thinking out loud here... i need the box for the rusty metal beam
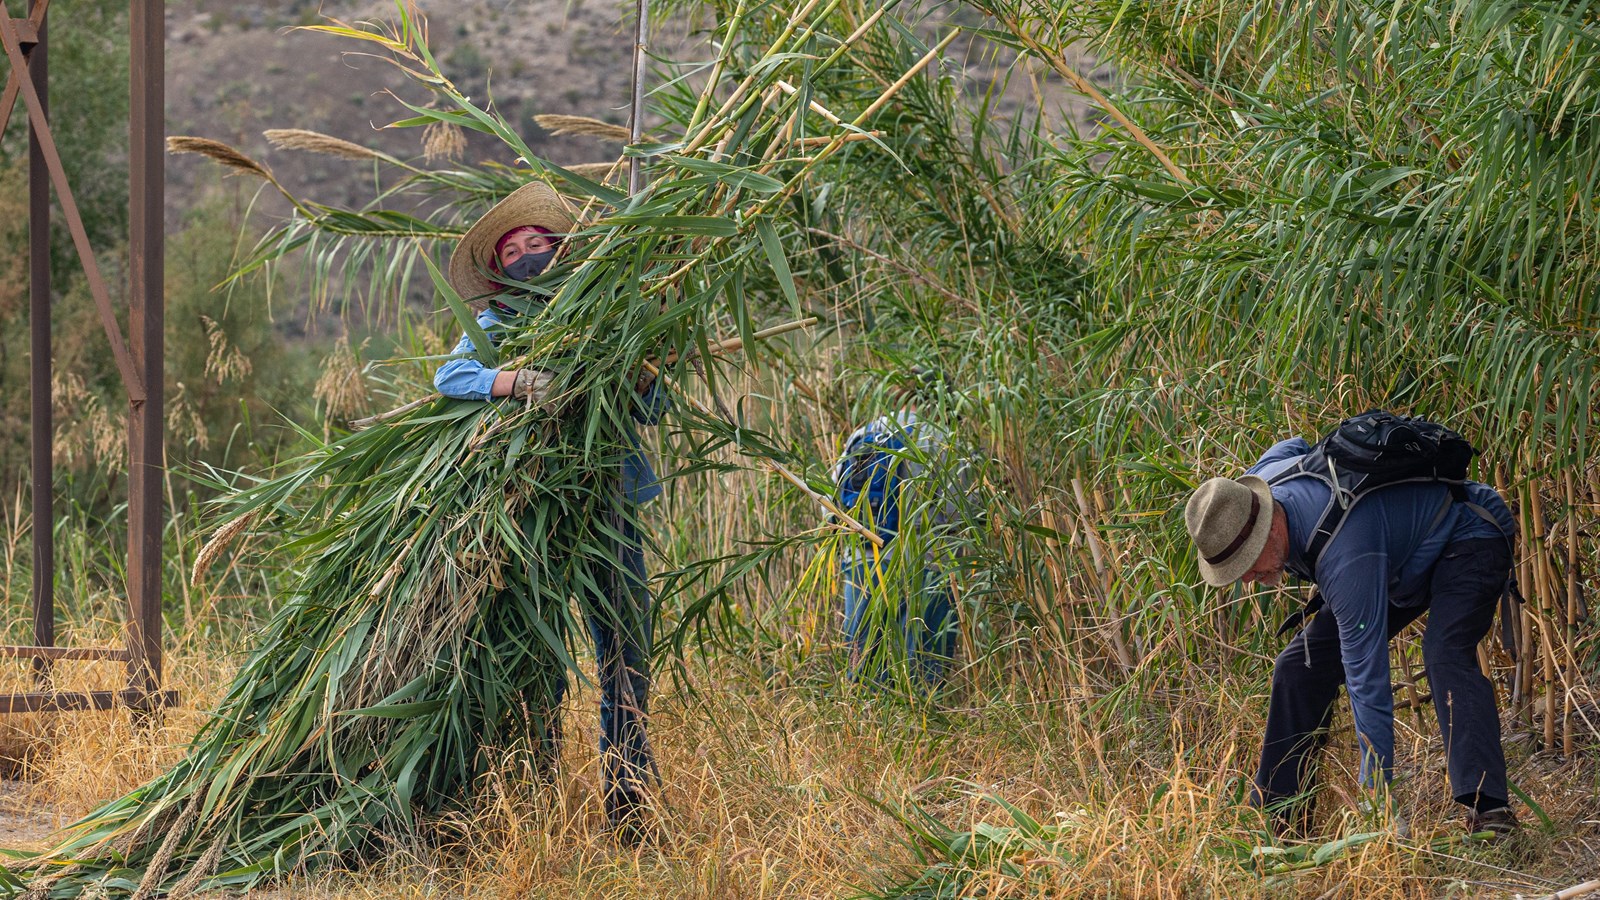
[0,645,128,661]
[0,0,52,141]
[0,10,143,401]
[6,1,171,719]
[0,690,175,714]
[125,0,165,709]
[25,0,49,689]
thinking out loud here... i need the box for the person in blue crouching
[434,181,665,835]
[831,402,967,689]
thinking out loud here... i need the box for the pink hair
[493,225,555,264]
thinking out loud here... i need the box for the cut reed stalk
[351,319,817,431]
[1529,477,1561,751]
[1564,470,1579,754]
[1543,879,1600,900]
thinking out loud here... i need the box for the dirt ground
[0,779,62,852]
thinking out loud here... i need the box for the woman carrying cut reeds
[435,181,665,834]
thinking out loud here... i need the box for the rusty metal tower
[0,0,170,713]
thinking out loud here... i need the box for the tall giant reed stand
[14,3,968,895]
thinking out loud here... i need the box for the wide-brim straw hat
[448,181,577,308]
[1185,475,1275,586]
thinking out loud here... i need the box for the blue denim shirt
[434,308,665,504]
[1248,438,1514,787]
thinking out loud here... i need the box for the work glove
[511,367,560,411]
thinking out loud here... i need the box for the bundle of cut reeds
[15,2,958,895]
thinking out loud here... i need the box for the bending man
[1185,433,1518,837]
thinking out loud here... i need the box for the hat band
[1203,492,1260,567]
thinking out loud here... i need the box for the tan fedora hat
[1185,475,1275,586]
[448,181,577,308]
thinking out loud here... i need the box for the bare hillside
[166,0,659,223]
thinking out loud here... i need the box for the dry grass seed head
[533,114,634,142]
[50,371,120,470]
[165,382,210,452]
[264,128,387,162]
[422,120,466,162]
[165,136,275,181]
[201,315,252,384]
[313,335,369,422]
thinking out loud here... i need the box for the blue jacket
[434,307,665,504]
[832,411,971,570]
[1248,438,1514,787]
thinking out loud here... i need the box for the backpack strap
[1276,590,1324,638]
[1274,590,1325,668]
[1427,492,1456,537]
[1462,500,1510,540]
[1267,461,1340,577]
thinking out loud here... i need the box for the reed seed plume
[200,316,252,385]
[51,370,120,472]
[165,836,227,900]
[191,510,259,587]
[165,136,275,181]
[422,119,466,161]
[167,135,315,217]
[264,128,388,162]
[165,382,210,452]
[534,114,635,142]
[313,335,370,424]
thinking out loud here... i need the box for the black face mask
[500,248,558,282]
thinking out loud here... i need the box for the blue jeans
[841,561,956,687]
[582,517,653,823]
[522,515,653,824]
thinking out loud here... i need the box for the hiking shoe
[1466,806,1519,838]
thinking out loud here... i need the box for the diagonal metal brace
[0,7,144,402]
[0,0,48,139]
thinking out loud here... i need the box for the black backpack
[1268,410,1514,641]
[1267,410,1478,573]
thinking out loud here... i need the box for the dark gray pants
[1253,537,1511,826]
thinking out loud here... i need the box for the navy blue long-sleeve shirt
[1248,438,1514,787]
[434,307,665,504]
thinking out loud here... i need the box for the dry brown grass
[0,624,231,836]
[0,374,1590,897]
[0,627,1591,898]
